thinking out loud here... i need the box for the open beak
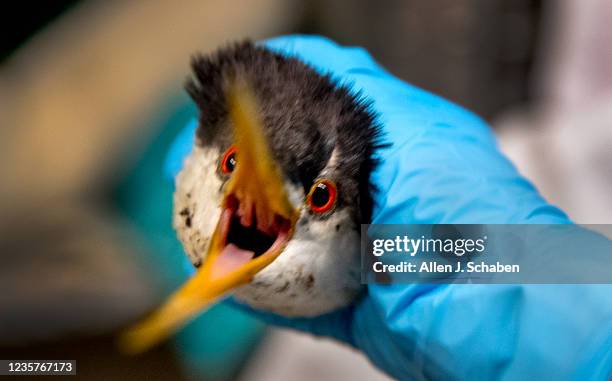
[119,81,298,354]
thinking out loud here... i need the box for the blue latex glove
[165,35,612,380]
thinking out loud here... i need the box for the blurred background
[0,0,610,380]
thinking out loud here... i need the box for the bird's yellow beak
[119,81,299,354]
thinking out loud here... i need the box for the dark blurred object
[302,0,543,119]
[0,335,186,381]
[0,201,160,344]
[0,0,81,62]
[0,201,187,380]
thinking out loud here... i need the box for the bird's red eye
[306,179,337,214]
[221,146,237,174]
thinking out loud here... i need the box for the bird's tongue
[211,243,255,279]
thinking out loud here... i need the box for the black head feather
[185,40,385,223]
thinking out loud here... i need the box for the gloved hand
[165,35,612,381]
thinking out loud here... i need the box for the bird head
[120,41,382,353]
